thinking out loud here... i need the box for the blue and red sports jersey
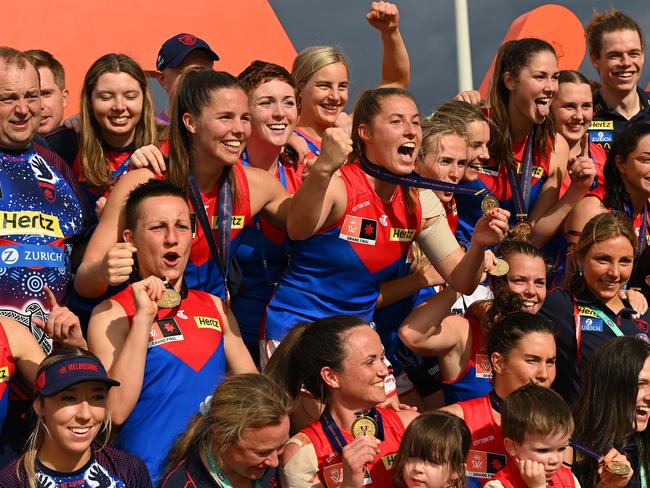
[263,162,421,341]
[110,286,227,483]
[0,144,88,354]
[444,198,459,235]
[442,315,492,404]
[455,135,551,247]
[72,143,134,205]
[0,324,14,431]
[185,163,252,301]
[292,127,321,161]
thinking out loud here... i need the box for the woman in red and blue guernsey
[454,39,594,253]
[400,240,549,405]
[75,68,290,307]
[87,180,257,483]
[441,312,558,488]
[233,61,302,363]
[261,87,510,364]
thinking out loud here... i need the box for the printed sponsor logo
[211,215,245,229]
[0,366,9,383]
[339,215,377,245]
[194,316,222,331]
[382,453,397,470]
[580,317,603,333]
[466,450,506,479]
[0,245,65,268]
[149,318,184,347]
[0,211,63,237]
[389,227,416,242]
[590,130,613,143]
[577,306,598,318]
[589,120,614,130]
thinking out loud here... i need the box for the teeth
[222,141,241,148]
[70,427,91,434]
[523,301,536,307]
[268,124,287,130]
[401,142,416,148]
[110,116,127,121]
[535,98,550,105]
[638,406,649,413]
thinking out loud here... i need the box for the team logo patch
[177,34,197,45]
[339,215,377,245]
[323,463,344,488]
[637,333,650,343]
[149,318,184,348]
[589,120,614,130]
[0,366,8,383]
[475,354,492,378]
[29,154,58,202]
[0,211,63,237]
[389,227,416,242]
[194,316,221,331]
[466,450,506,479]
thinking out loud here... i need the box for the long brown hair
[487,39,556,170]
[167,68,242,199]
[79,53,157,192]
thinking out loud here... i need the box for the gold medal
[489,258,509,277]
[351,416,378,438]
[509,220,532,241]
[157,277,182,309]
[481,195,499,218]
[605,461,631,476]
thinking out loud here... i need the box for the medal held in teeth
[157,277,182,309]
[351,415,378,438]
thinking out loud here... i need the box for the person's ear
[491,352,505,375]
[504,437,518,457]
[320,366,340,390]
[503,71,516,91]
[123,229,133,244]
[183,113,197,134]
[61,88,69,109]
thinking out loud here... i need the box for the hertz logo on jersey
[389,228,416,242]
[0,366,9,383]
[194,316,222,331]
[0,211,63,237]
[211,215,245,229]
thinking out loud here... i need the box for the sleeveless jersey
[456,135,551,247]
[0,324,14,431]
[293,128,321,161]
[263,162,421,341]
[232,157,292,345]
[444,198,459,235]
[185,163,252,301]
[442,315,492,404]
[110,286,227,482]
[459,394,507,488]
[493,458,575,488]
[0,144,88,354]
[72,143,134,205]
[302,407,404,488]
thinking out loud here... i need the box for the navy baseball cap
[34,356,120,397]
[156,33,220,71]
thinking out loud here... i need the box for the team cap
[34,355,120,397]
[156,33,219,71]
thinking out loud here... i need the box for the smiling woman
[0,347,152,488]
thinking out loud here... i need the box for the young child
[486,384,579,488]
[393,411,472,488]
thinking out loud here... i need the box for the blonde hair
[79,53,157,192]
[163,373,291,474]
[291,45,349,90]
[17,347,112,488]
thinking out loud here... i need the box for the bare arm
[245,166,292,231]
[529,135,596,248]
[287,128,351,240]
[398,287,463,356]
[376,264,443,309]
[4,319,44,386]
[214,297,257,374]
[75,168,155,297]
[367,2,410,88]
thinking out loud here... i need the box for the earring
[578,266,583,277]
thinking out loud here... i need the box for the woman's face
[361,95,422,175]
[635,357,650,432]
[616,134,650,197]
[551,82,593,148]
[330,325,388,407]
[91,71,143,147]
[419,134,467,203]
[35,382,107,462]
[248,78,298,149]
[299,62,348,130]
[494,332,556,395]
[506,51,559,126]
[577,236,634,305]
[505,253,547,314]
[464,121,490,182]
[403,459,456,488]
[186,87,251,167]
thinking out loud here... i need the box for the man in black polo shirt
[586,9,650,153]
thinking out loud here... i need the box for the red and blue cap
[156,33,219,71]
[34,356,120,397]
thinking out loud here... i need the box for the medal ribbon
[359,154,490,197]
[319,408,385,454]
[591,308,625,337]
[622,200,649,255]
[204,440,264,488]
[505,129,535,222]
[111,156,131,181]
[569,438,604,461]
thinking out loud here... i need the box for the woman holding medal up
[454,38,595,249]
[261,87,509,363]
[539,212,650,405]
[278,315,419,488]
[399,239,549,405]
